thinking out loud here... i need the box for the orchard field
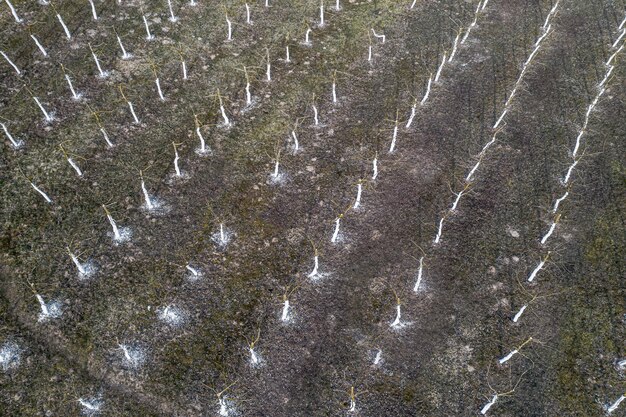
[1,0,624,416]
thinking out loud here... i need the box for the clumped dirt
[1,0,624,416]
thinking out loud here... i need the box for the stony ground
[1,0,625,416]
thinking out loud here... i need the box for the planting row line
[479,15,625,416]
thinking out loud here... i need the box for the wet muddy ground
[1,0,624,416]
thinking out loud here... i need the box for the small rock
[507,227,520,238]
